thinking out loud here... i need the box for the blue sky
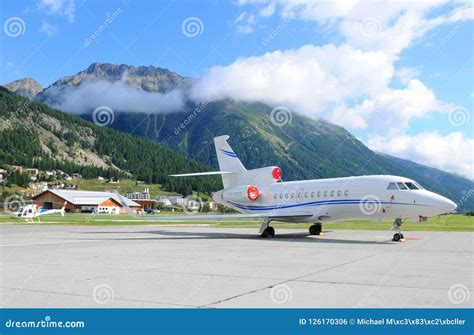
[0,0,472,178]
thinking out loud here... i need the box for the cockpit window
[397,182,408,190]
[414,182,424,190]
[405,182,419,190]
[387,182,398,190]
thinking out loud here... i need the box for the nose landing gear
[392,218,405,242]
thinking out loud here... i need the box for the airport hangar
[32,189,141,214]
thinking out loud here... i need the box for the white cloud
[368,131,473,180]
[192,44,393,115]
[395,67,421,84]
[260,2,276,17]
[239,0,472,57]
[329,80,450,133]
[234,12,257,33]
[41,78,185,114]
[39,20,57,36]
[38,0,76,23]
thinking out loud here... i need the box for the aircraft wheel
[392,233,401,242]
[261,226,275,238]
[309,223,322,235]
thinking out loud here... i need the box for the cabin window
[297,192,302,198]
[280,193,283,199]
[28,209,32,214]
[387,182,398,190]
[285,193,289,199]
[397,182,408,190]
[311,191,315,198]
[330,190,334,197]
[317,191,321,197]
[274,194,278,199]
[304,192,308,198]
[405,182,419,190]
[344,190,349,196]
[337,190,342,197]
[324,191,327,197]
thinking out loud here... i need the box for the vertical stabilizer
[214,135,246,188]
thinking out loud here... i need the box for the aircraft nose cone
[444,198,457,212]
[426,192,457,214]
[436,195,457,213]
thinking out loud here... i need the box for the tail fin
[61,202,66,217]
[214,135,246,173]
[214,135,246,188]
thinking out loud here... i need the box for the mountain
[0,86,219,195]
[41,62,190,93]
[5,63,474,211]
[4,78,43,98]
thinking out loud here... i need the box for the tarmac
[1,224,472,308]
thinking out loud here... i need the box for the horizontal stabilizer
[170,171,232,177]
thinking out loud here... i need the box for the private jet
[12,202,66,222]
[119,135,457,242]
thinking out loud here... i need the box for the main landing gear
[392,218,405,242]
[259,219,275,238]
[309,223,322,235]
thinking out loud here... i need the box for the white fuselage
[12,204,64,220]
[213,175,457,223]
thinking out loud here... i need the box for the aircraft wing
[133,212,314,221]
[114,191,313,222]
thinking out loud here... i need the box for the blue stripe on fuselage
[226,199,432,211]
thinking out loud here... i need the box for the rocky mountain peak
[4,78,43,98]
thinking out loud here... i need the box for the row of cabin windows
[273,189,349,200]
[387,182,423,191]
